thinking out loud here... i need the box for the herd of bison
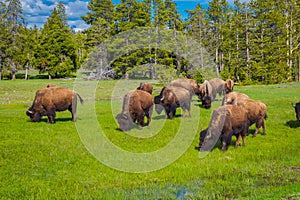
[25,79,300,151]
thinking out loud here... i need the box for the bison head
[202,96,212,109]
[116,113,133,131]
[26,107,42,122]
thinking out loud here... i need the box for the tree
[81,0,115,47]
[0,1,7,80]
[185,4,207,69]
[33,5,78,79]
[207,0,230,76]
[3,0,26,80]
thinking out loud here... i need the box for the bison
[292,102,300,121]
[137,82,153,94]
[196,105,249,151]
[199,78,227,109]
[154,86,191,119]
[116,90,153,131]
[224,79,234,94]
[223,94,267,137]
[240,99,267,137]
[222,92,249,106]
[170,78,200,96]
[26,87,83,123]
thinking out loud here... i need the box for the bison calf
[116,90,153,131]
[26,87,83,123]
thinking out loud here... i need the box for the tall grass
[0,79,299,199]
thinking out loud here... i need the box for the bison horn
[27,110,33,114]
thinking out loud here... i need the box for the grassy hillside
[0,79,299,199]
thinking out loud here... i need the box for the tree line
[0,0,299,84]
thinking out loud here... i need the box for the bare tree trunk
[25,62,29,80]
[215,46,220,77]
[48,72,52,80]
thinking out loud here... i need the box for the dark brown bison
[154,86,191,119]
[223,94,267,137]
[222,92,249,106]
[224,79,234,94]
[116,90,153,131]
[292,102,300,121]
[170,78,200,96]
[197,105,249,151]
[26,87,83,123]
[137,82,153,94]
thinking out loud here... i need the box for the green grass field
[0,79,300,199]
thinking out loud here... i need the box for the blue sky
[21,0,240,31]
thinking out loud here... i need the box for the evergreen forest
[0,0,300,84]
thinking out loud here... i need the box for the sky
[21,0,241,32]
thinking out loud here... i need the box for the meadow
[0,79,300,199]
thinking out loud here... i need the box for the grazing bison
[292,102,300,121]
[26,87,83,123]
[222,92,249,106]
[209,78,226,100]
[116,90,153,131]
[197,105,249,151]
[224,94,267,137]
[137,82,153,94]
[240,99,267,137]
[154,86,191,119]
[199,78,227,109]
[170,78,200,96]
[224,79,234,94]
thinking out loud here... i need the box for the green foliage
[33,5,78,79]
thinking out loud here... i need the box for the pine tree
[207,0,230,77]
[81,0,115,47]
[3,0,26,80]
[33,5,78,79]
[0,1,7,80]
[185,4,207,69]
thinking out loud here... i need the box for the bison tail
[76,93,84,104]
[264,113,268,120]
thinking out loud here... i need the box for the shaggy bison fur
[137,82,153,94]
[116,90,153,131]
[222,92,249,106]
[26,87,83,123]
[154,86,192,119]
[196,105,249,151]
[170,78,200,96]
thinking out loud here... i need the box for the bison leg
[262,120,266,135]
[145,111,151,128]
[235,135,240,148]
[253,118,264,137]
[68,106,76,122]
[47,108,56,124]
[137,114,144,130]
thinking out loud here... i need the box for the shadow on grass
[26,117,74,123]
[285,120,300,128]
